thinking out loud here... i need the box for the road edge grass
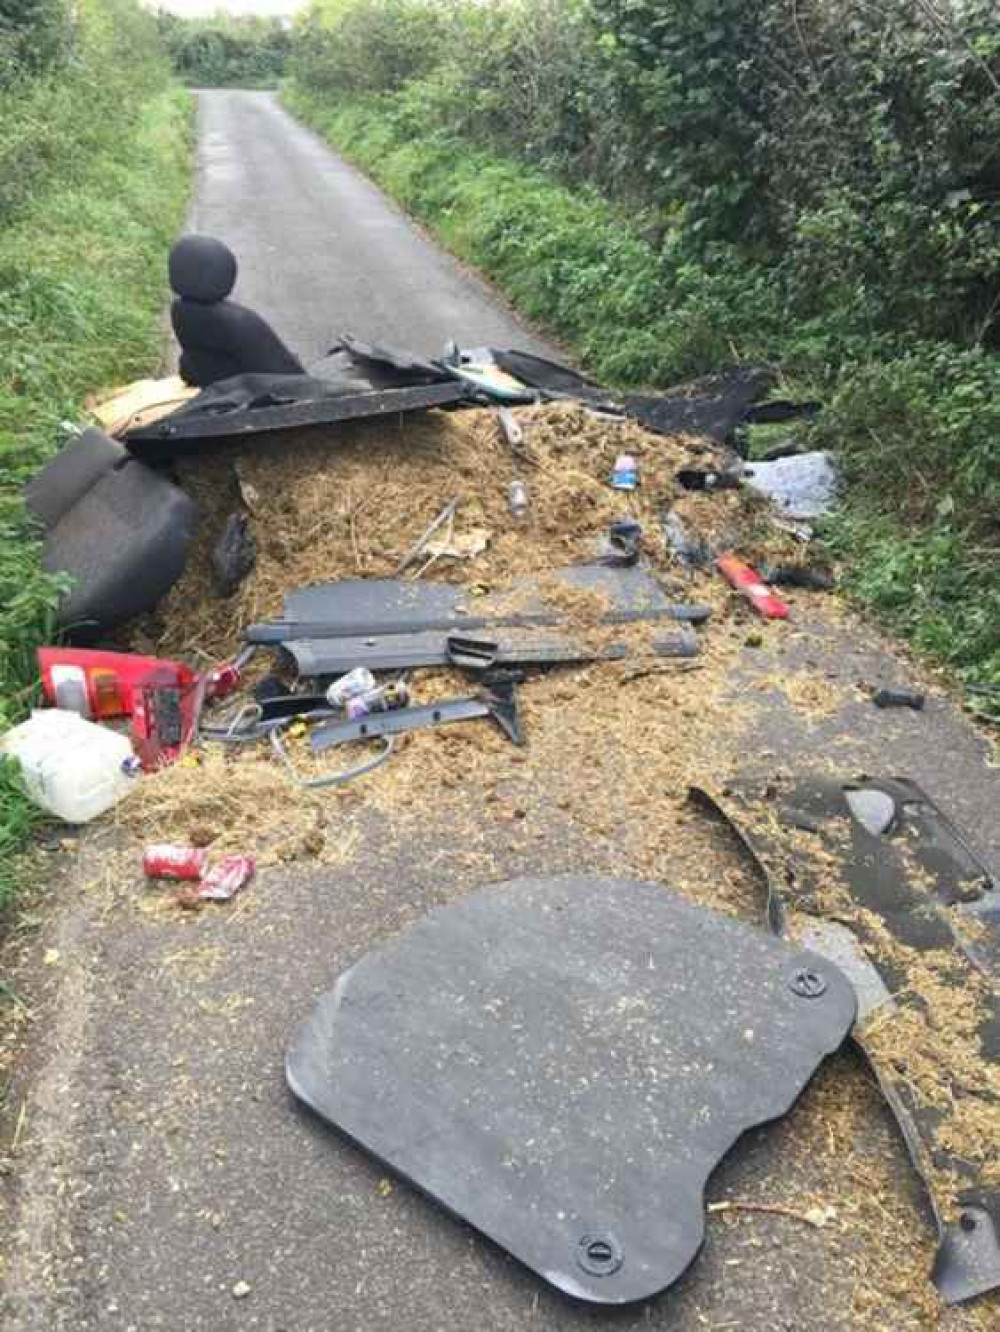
[0,87,195,915]
[283,86,1000,723]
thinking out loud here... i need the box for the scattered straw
[105,401,995,1324]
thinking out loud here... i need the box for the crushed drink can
[143,844,208,880]
[610,453,639,490]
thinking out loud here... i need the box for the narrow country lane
[188,90,556,364]
[1,91,997,1332]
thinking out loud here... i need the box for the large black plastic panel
[287,876,855,1305]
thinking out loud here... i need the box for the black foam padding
[334,334,451,388]
[24,427,126,530]
[287,875,855,1305]
[625,366,776,444]
[168,234,238,303]
[172,298,305,387]
[26,429,196,637]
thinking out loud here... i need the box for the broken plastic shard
[694,776,1000,1304]
[844,787,896,837]
[741,451,839,519]
[287,875,855,1305]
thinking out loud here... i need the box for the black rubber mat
[287,875,855,1305]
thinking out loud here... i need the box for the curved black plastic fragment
[286,875,855,1305]
[693,777,1000,1305]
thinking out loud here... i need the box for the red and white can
[143,844,208,881]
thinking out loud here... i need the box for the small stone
[745,632,764,649]
[232,1281,251,1300]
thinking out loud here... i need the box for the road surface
[187,90,556,365]
[2,91,998,1332]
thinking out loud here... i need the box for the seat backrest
[168,234,306,388]
[171,297,305,388]
[25,427,128,529]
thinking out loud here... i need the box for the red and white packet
[197,855,256,901]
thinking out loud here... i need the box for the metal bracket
[311,682,524,754]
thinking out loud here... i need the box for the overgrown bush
[290,1,1000,355]
[159,12,290,88]
[0,0,172,229]
[0,0,69,85]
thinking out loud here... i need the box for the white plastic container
[1,709,139,823]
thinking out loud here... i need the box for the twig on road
[708,1198,834,1227]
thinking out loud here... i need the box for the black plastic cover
[124,380,469,457]
[287,875,855,1305]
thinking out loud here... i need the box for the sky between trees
[151,0,307,16]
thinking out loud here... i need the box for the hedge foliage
[158,12,291,88]
[291,0,1000,358]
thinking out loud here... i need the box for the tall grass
[0,83,193,911]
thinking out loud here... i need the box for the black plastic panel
[287,875,855,1305]
[124,381,468,456]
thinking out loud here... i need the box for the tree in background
[158,12,291,88]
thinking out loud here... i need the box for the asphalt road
[187,90,556,365]
[2,91,999,1332]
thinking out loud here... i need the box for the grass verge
[284,86,1000,721]
[0,87,194,912]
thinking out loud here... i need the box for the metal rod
[394,498,459,575]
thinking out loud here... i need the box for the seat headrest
[169,234,238,303]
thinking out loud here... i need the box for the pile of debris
[5,233,997,1320]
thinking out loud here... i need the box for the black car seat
[169,235,305,387]
[25,427,196,638]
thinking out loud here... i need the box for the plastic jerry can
[0,709,139,823]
